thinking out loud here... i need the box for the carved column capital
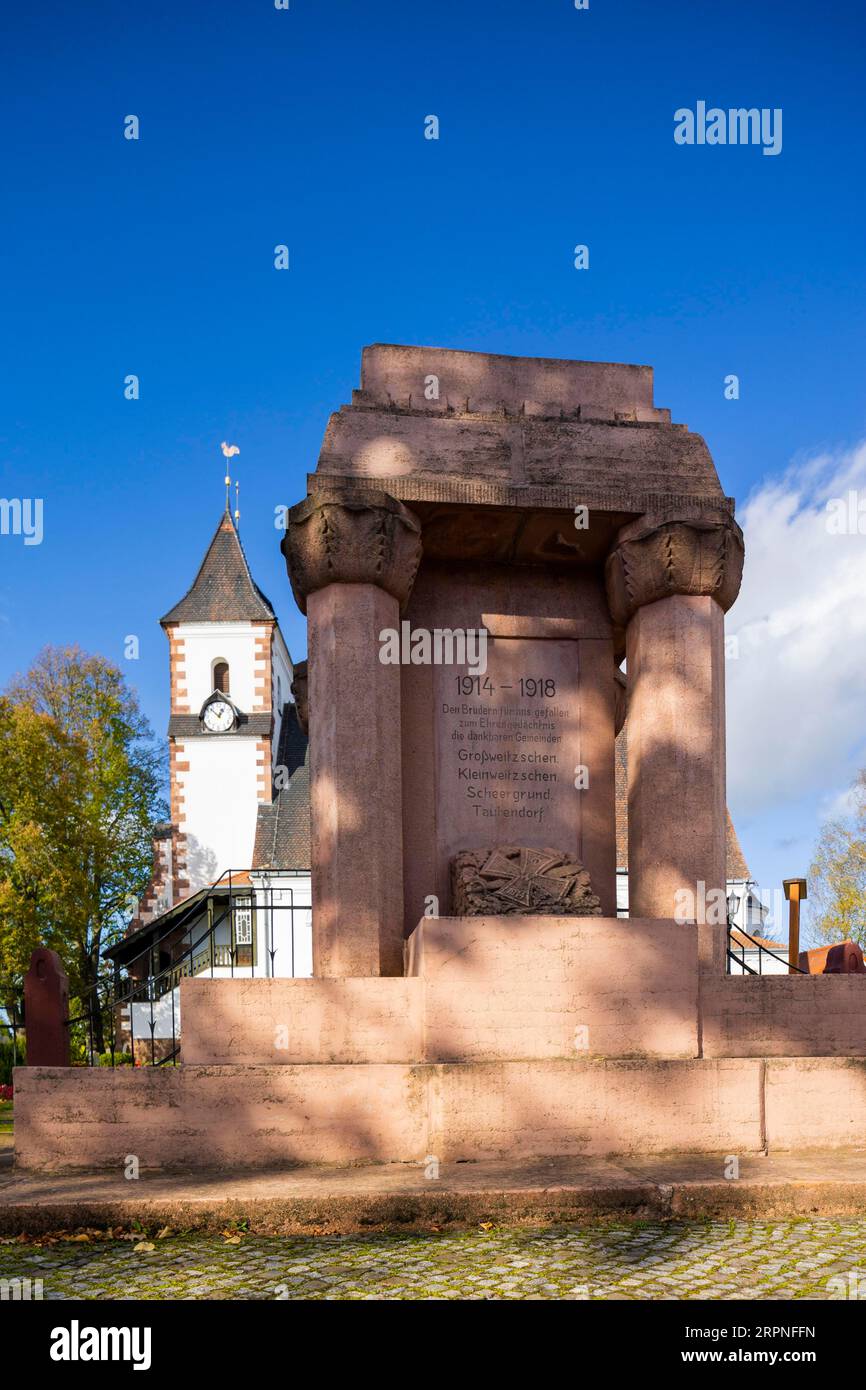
[604,511,744,628]
[282,487,423,615]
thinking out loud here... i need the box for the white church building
[109,507,313,1056]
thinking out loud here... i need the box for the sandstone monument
[14,346,866,1173]
[283,343,743,977]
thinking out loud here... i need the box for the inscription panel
[434,638,582,863]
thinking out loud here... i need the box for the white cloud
[819,783,860,821]
[727,440,866,817]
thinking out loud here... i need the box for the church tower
[156,507,296,901]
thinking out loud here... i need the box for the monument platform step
[4,1149,866,1234]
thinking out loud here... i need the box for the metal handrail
[117,867,308,962]
[727,918,807,975]
[65,868,309,1065]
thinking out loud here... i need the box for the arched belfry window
[213,660,230,694]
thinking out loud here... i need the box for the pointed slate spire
[161,509,276,624]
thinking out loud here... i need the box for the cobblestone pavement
[2,1220,866,1299]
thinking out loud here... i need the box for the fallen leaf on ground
[133,1241,156,1253]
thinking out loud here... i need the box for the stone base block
[18,1055,866,1173]
[766,1058,866,1147]
[408,915,699,1060]
[12,1064,426,1172]
[181,978,423,1065]
[428,1058,760,1161]
[701,975,866,1057]
[178,917,698,1065]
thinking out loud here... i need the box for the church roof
[252,704,311,869]
[161,509,277,625]
[730,928,785,952]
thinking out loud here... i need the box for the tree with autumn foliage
[808,769,866,950]
[0,647,166,1047]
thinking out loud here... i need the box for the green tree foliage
[809,770,866,949]
[0,647,166,1043]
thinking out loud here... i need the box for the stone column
[605,512,744,971]
[283,488,422,977]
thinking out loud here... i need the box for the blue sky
[2,0,865,936]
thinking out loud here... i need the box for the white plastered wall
[175,737,261,888]
[179,622,261,712]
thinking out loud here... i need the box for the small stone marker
[24,948,70,1066]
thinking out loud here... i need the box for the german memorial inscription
[435,638,583,860]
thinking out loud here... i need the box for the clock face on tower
[202,697,236,733]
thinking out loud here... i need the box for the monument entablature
[311,344,733,515]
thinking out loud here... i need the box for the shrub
[0,1038,24,1087]
[97,1050,132,1067]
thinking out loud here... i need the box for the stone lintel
[307,471,736,520]
[307,347,729,534]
